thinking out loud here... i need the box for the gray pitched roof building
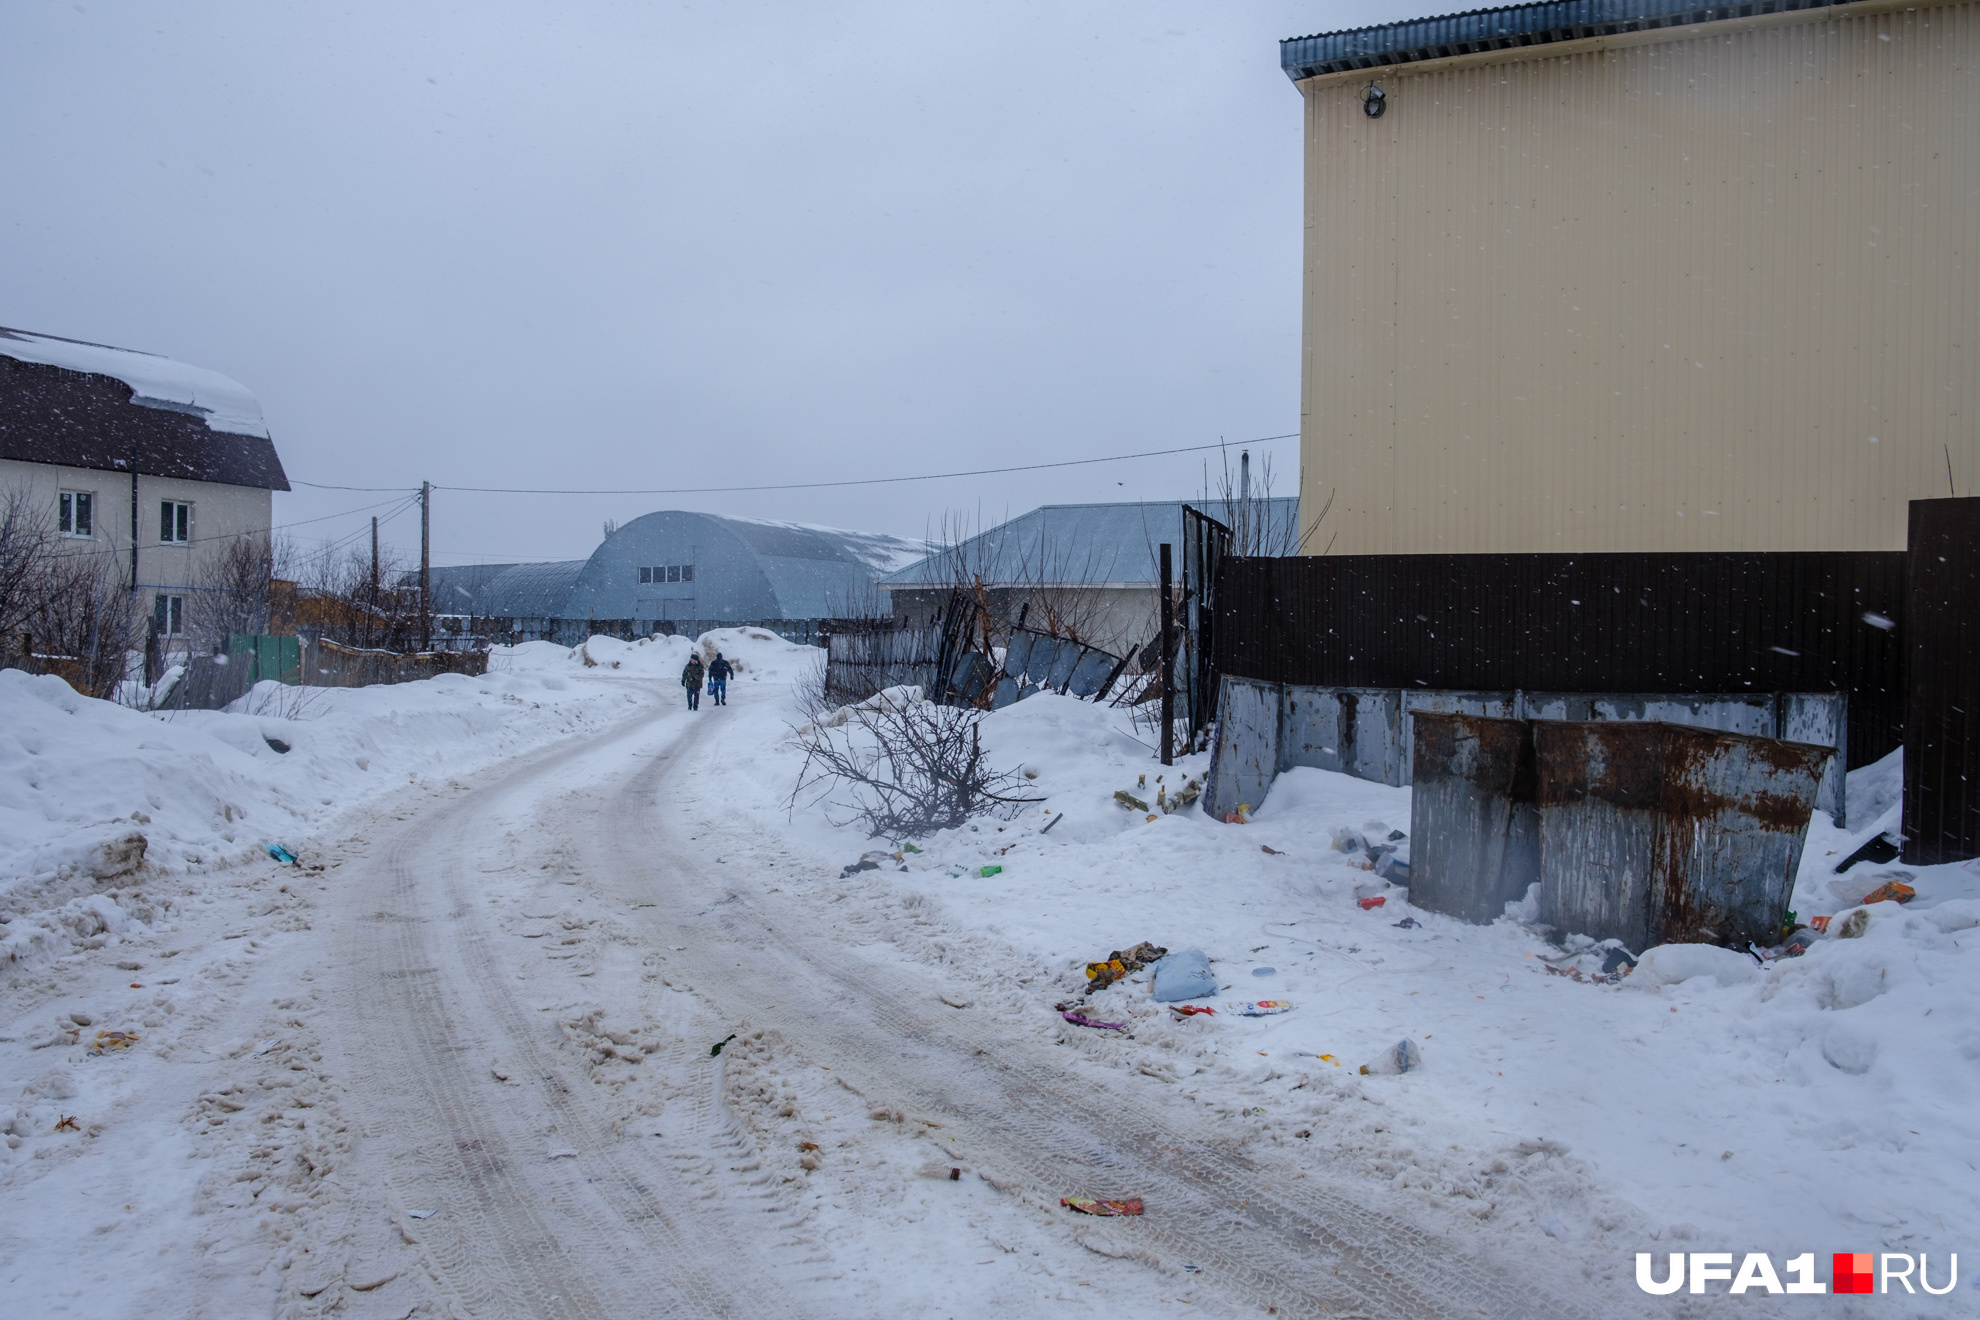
[428,511,925,644]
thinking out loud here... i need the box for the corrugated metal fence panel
[1202,677,1281,822]
[1408,712,1542,925]
[1215,552,1903,767]
[1533,720,1827,948]
[1903,497,1980,862]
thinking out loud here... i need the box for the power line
[289,432,1299,497]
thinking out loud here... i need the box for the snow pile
[0,325,269,438]
[0,642,674,973]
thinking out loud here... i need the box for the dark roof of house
[0,353,290,490]
[1281,0,1852,81]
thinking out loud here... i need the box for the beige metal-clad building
[1285,0,1980,556]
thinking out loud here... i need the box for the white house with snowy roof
[0,326,288,651]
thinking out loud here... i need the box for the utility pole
[1159,542,1174,766]
[370,516,380,648]
[419,482,431,652]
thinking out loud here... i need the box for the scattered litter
[1833,832,1902,873]
[1360,1038,1422,1075]
[1834,908,1873,939]
[1169,1004,1215,1018]
[1221,803,1252,825]
[1150,949,1217,1002]
[249,1037,280,1058]
[548,1149,578,1159]
[1114,790,1149,812]
[900,841,923,854]
[1040,813,1064,834]
[1060,1196,1144,1217]
[265,842,299,866]
[1085,942,1168,990]
[1235,1000,1293,1017]
[979,864,1003,878]
[405,1208,436,1220]
[90,1030,139,1054]
[709,1033,738,1057]
[840,849,893,878]
[1809,914,1832,933]
[1357,896,1387,910]
[1861,878,1917,906]
[1599,947,1638,976]
[798,1141,820,1151]
[1392,916,1420,929]
[1261,845,1283,855]
[938,992,971,1009]
[1251,966,1276,977]
[1062,1010,1127,1031]
[1183,1263,1202,1274]
[1294,1129,1312,1138]
[1158,778,1203,814]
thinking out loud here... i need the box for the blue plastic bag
[1150,949,1217,1002]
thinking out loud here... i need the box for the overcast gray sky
[4,1,1418,568]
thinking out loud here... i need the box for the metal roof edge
[1280,0,1860,81]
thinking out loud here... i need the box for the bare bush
[1,485,137,698]
[279,535,423,651]
[791,686,1041,840]
[188,532,272,648]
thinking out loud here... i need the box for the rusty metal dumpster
[1408,712,1541,924]
[1533,721,1831,951]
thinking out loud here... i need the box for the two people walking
[681,651,734,711]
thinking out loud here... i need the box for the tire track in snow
[326,708,782,1319]
[601,716,1618,1320]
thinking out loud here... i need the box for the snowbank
[0,640,681,973]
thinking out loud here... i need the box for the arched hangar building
[427,511,924,646]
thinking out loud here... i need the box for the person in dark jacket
[681,655,704,710]
[707,652,732,706]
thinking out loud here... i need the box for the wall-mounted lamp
[1363,83,1387,118]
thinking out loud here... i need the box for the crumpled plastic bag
[1150,949,1217,1002]
[1359,1038,1422,1075]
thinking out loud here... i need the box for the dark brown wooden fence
[1213,552,1905,769]
[1903,498,1980,862]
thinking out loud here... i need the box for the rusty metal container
[1408,712,1541,924]
[1533,722,1832,951]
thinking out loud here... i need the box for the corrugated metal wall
[1297,0,1980,555]
[1213,550,1904,766]
[1903,497,1980,861]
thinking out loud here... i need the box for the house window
[153,594,185,637]
[160,501,191,544]
[58,491,93,538]
[666,564,680,583]
[640,563,696,584]
[639,567,652,584]
[680,563,693,582]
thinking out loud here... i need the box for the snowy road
[295,693,1611,1320]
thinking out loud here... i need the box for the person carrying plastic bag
[707,652,732,706]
